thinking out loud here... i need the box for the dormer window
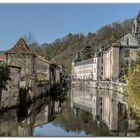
[125,37,129,45]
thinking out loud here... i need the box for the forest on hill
[29,18,133,73]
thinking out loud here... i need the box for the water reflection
[0,96,49,136]
[71,86,139,136]
[0,87,139,136]
[52,96,109,136]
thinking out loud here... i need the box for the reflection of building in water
[71,87,103,120]
[0,109,18,136]
[34,105,49,128]
[71,87,136,133]
[0,108,33,136]
[101,90,119,131]
[0,96,50,136]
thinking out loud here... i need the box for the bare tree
[23,32,36,45]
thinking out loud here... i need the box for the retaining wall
[1,65,21,109]
[71,80,126,93]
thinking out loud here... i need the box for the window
[100,109,102,114]
[125,37,129,45]
[94,59,96,64]
[101,66,103,70]
[101,59,103,64]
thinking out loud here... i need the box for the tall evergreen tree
[81,45,93,60]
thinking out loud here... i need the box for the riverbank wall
[0,66,51,110]
[19,79,50,102]
[0,65,21,110]
[71,80,126,93]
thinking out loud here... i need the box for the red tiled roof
[6,37,32,54]
[0,57,6,62]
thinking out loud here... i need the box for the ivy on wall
[0,64,10,91]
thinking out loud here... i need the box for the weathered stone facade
[35,55,50,81]
[1,65,21,109]
[5,38,34,80]
[5,38,51,83]
[5,37,62,91]
[103,34,140,81]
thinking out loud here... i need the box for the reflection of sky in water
[33,122,92,137]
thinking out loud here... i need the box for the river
[0,86,140,136]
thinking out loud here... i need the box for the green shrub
[0,64,10,90]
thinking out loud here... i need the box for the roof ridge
[6,37,32,54]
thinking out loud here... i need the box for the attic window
[125,37,129,45]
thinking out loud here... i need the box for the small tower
[132,11,140,39]
[74,51,81,62]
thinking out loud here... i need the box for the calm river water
[0,86,140,136]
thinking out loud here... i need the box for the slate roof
[75,58,93,66]
[6,38,32,54]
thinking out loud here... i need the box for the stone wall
[118,33,139,46]
[35,56,50,81]
[32,81,50,98]
[6,53,34,80]
[71,80,126,93]
[19,80,50,102]
[1,65,21,109]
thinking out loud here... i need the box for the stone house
[5,38,62,89]
[103,12,140,81]
[5,38,36,82]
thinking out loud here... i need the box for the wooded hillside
[29,19,133,73]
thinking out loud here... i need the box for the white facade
[72,58,98,80]
[72,48,104,81]
[103,46,120,80]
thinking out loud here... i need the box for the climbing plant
[126,51,140,119]
[0,63,10,91]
